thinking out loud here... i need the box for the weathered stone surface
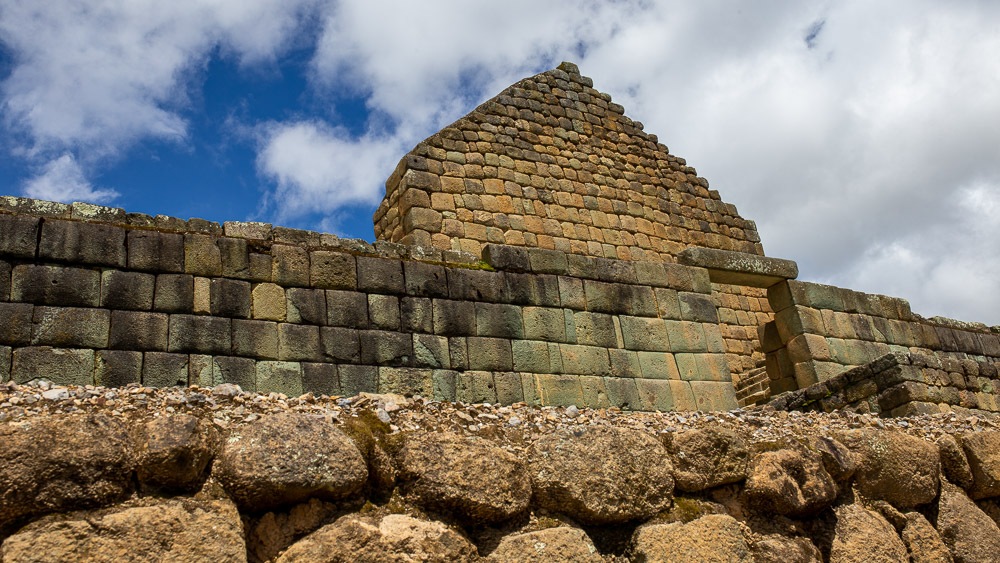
[11,346,93,385]
[136,414,220,493]
[826,503,908,563]
[0,414,133,529]
[664,427,749,492]
[0,493,246,563]
[936,480,1000,563]
[215,412,367,511]
[101,270,155,310]
[127,230,185,272]
[109,310,168,351]
[11,264,100,307]
[0,214,39,258]
[38,219,126,267]
[744,444,836,517]
[153,273,194,313]
[487,526,602,562]
[837,429,939,509]
[900,511,953,563]
[631,514,751,563]
[679,247,797,287]
[275,513,476,563]
[396,432,530,524]
[245,498,340,563]
[750,534,822,563]
[529,427,674,524]
[961,431,1000,499]
[938,433,974,489]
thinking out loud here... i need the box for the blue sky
[1,1,999,324]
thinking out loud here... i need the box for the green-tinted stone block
[256,360,303,396]
[637,351,680,380]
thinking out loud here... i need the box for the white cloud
[22,154,119,203]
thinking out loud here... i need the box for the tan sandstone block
[252,283,286,321]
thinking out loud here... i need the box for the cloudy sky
[1,1,998,325]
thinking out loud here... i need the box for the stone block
[154,274,194,313]
[678,247,797,287]
[476,302,523,338]
[664,321,707,353]
[620,316,670,351]
[689,381,739,411]
[302,363,339,396]
[278,323,323,362]
[357,256,404,294]
[0,345,10,381]
[286,288,326,325]
[636,379,697,411]
[109,310,168,351]
[532,373,585,406]
[559,344,611,376]
[608,349,642,378]
[557,276,586,309]
[774,306,826,342]
[494,371,523,404]
[310,251,357,290]
[637,351,681,380]
[231,319,279,359]
[31,306,109,348]
[368,294,400,330]
[787,333,832,363]
[249,253,272,282]
[217,237,250,278]
[0,260,9,301]
[193,277,211,314]
[403,261,448,297]
[578,375,610,408]
[432,370,457,401]
[339,365,377,396]
[100,270,154,310]
[512,340,550,373]
[256,361,303,396]
[448,337,469,370]
[378,367,433,397]
[679,292,719,323]
[758,322,783,353]
[224,221,272,239]
[213,356,256,391]
[526,248,568,274]
[168,314,231,355]
[504,272,561,306]
[94,350,142,387]
[360,330,412,365]
[271,245,309,287]
[250,283,285,321]
[12,264,100,307]
[455,371,497,403]
[38,219,126,267]
[210,278,251,318]
[448,268,506,302]
[573,312,617,348]
[0,302,33,345]
[12,346,93,385]
[400,297,433,333]
[0,214,39,258]
[676,353,731,382]
[522,307,566,342]
[467,337,513,371]
[142,351,189,387]
[183,234,222,276]
[653,288,681,320]
[703,325,726,354]
[188,354,214,387]
[326,290,369,328]
[127,230,184,272]
[413,333,449,368]
[432,299,475,336]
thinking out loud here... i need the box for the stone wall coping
[678,247,797,287]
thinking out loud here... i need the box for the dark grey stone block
[0,260,10,301]
[0,215,39,258]
[413,334,449,368]
[95,350,142,387]
[400,297,433,333]
[403,261,448,297]
[482,244,530,272]
[231,319,278,359]
[0,302,33,345]
[467,337,513,371]
[320,327,360,363]
[0,345,10,380]
[143,352,189,387]
[286,288,327,325]
[302,362,339,396]
[357,256,404,294]
[217,237,250,278]
[504,272,560,306]
[679,292,719,323]
[11,264,100,307]
[368,294,400,330]
[127,230,184,272]
[277,323,323,362]
[12,346,93,385]
[475,302,523,338]
[448,337,468,370]
[359,330,412,366]
[326,290,369,328]
[339,365,377,396]
[210,278,251,318]
[168,314,231,355]
[447,268,507,302]
[214,356,256,391]
[184,234,222,277]
[432,299,475,336]
[310,250,356,289]
[31,306,110,348]
[38,219,126,267]
[109,310,168,351]
[154,274,194,313]
[101,270,155,310]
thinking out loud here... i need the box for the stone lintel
[678,247,797,288]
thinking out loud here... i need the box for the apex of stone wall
[375,63,764,262]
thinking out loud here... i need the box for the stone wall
[762,279,1000,394]
[4,388,1000,561]
[0,196,738,412]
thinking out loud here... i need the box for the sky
[1,1,998,325]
